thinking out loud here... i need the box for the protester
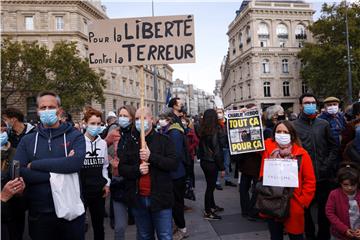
[215,108,236,190]
[263,105,285,140]
[106,105,136,240]
[100,111,118,139]
[318,97,346,146]
[15,91,86,240]
[168,98,186,129]
[162,111,189,240]
[1,119,26,240]
[183,117,199,189]
[341,102,360,160]
[326,163,360,240]
[119,107,177,240]
[293,93,338,240]
[259,120,316,240]
[2,108,36,148]
[80,107,110,240]
[198,109,225,220]
[234,104,262,221]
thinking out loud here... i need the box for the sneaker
[215,184,223,190]
[225,181,237,187]
[178,228,189,238]
[173,229,185,240]
[203,211,222,220]
[211,205,224,213]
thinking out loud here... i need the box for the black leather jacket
[198,127,225,171]
[293,113,338,182]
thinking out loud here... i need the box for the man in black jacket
[119,107,177,240]
[293,93,338,240]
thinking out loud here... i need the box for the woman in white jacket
[80,107,110,240]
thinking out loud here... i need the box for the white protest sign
[88,15,195,67]
[263,158,299,188]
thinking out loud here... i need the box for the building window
[262,59,270,73]
[257,22,270,39]
[246,26,251,43]
[123,101,127,105]
[240,85,243,100]
[295,24,307,39]
[26,97,37,121]
[302,81,308,94]
[280,41,286,48]
[25,16,34,30]
[260,40,267,47]
[283,81,290,96]
[298,41,304,48]
[247,62,250,76]
[282,59,289,73]
[113,99,117,112]
[232,39,236,55]
[239,32,243,49]
[55,16,64,31]
[264,82,271,97]
[248,83,251,98]
[83,19,88,33]
[276,23,288,39]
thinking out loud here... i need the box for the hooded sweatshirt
[80,135,110,198]
[8,123,36,148]
[15,122,86,213]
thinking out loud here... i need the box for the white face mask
[159,119,168,127]
[327,105,339,115]
[217,113,224,120]
[275,133,291,146]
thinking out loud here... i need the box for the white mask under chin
[275,133,291,146]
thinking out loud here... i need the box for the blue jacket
[15,122,86,213]
[318,112,346,146]
[165,123,187,180]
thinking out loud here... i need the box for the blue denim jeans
[131,196,172,240]
[217,148,231,184]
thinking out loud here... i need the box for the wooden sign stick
[139,65,146,148]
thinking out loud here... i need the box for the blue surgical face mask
[87,125,102,137]
[1,132,8,146]
[39,109,58,126]
[135,120,150,133]
[303,103,317,115]
[118,117,131,128]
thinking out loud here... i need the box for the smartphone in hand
[12,160,20,179]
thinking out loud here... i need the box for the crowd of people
[1,90,360,240]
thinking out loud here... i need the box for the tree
[298,1,360,102]
[1,39,106,111]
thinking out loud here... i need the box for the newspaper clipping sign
[88,15,195,67]
[226,109,265,155]
[263,158,299,188]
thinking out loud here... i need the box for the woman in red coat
[259,120,316,240]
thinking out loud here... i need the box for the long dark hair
[272,120,301,146]
[200,109,218,137]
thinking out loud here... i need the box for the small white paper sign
[263,158,299,188]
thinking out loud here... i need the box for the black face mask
[277,115,286,121]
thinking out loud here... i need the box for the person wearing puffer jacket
[81,107,110,240]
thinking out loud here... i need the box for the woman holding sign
[258,120,316,240]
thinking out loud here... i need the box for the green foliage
[1,39,106,111]
[298,1,360,102]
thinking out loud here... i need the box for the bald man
[118,107,177,240]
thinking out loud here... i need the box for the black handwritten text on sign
[88,15,195,67]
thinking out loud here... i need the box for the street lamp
[345,0,353,103]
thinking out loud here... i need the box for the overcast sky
[103,0,353,94]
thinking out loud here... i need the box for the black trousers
[85,195,106,240]
[267,219,304,240]
[239,173,258,216]
[172,177,186,229]
[305,181,333,240]
[200,161,218,213]
[28,212,85,240]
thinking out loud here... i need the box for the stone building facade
[220,0,314,113]
[1,0,173,120]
